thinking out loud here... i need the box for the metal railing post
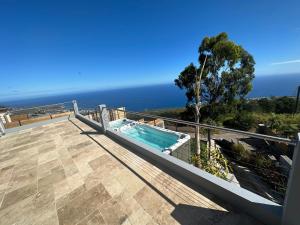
[97,106,101,123]
[208,129,211,160]
[98,104,109,133]
[0,119,5,136]
[72,100,79,115]
[282,133,300,225]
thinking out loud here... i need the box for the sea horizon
[1,73,299,111]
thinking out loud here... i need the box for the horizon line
[1,72,299,103]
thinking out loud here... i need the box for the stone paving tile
[0,165,14,193]
[128,206,153,225]
[38,167,66,191]
[0,195,40,225]
[0,118,265,225]
[38,159,61,179]
[8,167,37,192]
[77,209,106,225]
[1,183,37,209]
[99,197,128,225]
[38,150,59,165]
[57,183,111,225]
[54,179,71,200]
[55,184,87,210]
[134,186,167,218]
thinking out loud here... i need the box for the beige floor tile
[67,173,84,191]
[0,119,265,225]
[57,183,111,225]
[54,179,71,200]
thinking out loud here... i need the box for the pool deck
[0,118,264,225]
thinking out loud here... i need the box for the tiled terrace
[0,118,264,225]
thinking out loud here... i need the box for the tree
[174,57,207,167]
[200,32,255,106]
[175,32,255,164]
[274,97,295,114]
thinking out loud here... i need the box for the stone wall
[171,140,191,164]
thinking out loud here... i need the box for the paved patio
[0,118,263,225]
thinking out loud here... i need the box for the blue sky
[1,0,300,101]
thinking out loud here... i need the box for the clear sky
[1,0,300,101]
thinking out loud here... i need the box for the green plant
[255,154,272,169]
[231,143,252,162]
[202,117,217,126]
[268,113,282,131]
[223,113,255,131]
[278,124,298,138]
[191,138,230,180]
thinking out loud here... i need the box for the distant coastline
[1,73,299,111]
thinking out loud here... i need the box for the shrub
[268,113,282,131]
[223,113,255,131]
[200,103,229,120]
[190,138,230,180]
[231,143,252,162]
[274,97,295,114]
[255,154,272,169]
[278,124,298,138]
[202,117,217,126]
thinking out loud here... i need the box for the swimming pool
[108,119,190,153]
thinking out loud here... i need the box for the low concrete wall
[5,115,74,134]
[20,115,51,125]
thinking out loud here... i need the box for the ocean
[1,74,299,111]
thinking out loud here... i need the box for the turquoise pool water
[121,124,178,151]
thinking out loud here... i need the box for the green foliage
[223,113,255,131]
[257,98,276,113]
[274,97,295,114]
[174,63,199,103]
[199,33,255,105]
[231,143,251,162]
[255,154,272,169]
[190,139,207,156]
[175,32,255,109]
[202,117,218,126]
[146,108,185,119]
[241,97,297,114]
[268,113,282,131]
[251,112,300,138]
[200,103,229,120]
[279,124,299,138]
[190,138,230,180]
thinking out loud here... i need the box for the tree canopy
[175,32,255,108]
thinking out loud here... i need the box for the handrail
[108,107,297,145]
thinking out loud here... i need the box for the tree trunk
[194,55,207,168]
[195,106,201,167]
